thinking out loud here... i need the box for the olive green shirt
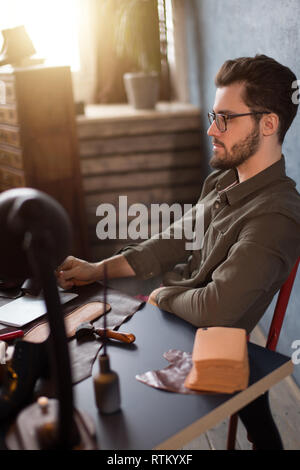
[121,156,300,334]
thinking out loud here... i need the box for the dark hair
[215,54,299,143]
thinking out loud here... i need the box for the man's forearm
[100,254,136,280]
[57,254,136,289]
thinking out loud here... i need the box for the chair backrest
[227,257,300,451]
[266,257,300,351]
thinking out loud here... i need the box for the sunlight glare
[0,0,80,70]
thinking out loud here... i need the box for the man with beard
[57,55,300,449]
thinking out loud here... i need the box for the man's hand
[56,256,102,289]
[148,287,165,307]
[56,254,136,290]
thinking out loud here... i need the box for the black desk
[75,301,293,450]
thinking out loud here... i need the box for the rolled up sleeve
[118,206,197,279]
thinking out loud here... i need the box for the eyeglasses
[207,111,271,132]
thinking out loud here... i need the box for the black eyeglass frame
[207,111,271,132]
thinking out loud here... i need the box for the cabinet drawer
[0,104,18,124]
[0,145,23,169]
[0,79,16,104]
[0,125,21,147]
[0,166,25,190]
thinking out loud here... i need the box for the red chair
[226,256,300,450]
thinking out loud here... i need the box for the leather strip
[68,284,144,384]
[23,301,111,343]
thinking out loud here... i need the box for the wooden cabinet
[0,65,88,258]
[77,102,203,261]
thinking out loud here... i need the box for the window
[0,0,189,104]
[93,0,171,103]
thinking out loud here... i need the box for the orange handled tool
[94,328,135,344]
[75,322,135,344]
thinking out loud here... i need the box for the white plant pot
[123,72,159,110]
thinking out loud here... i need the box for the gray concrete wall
[184,0,300,385]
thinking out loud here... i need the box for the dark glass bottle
[93,353,121,414]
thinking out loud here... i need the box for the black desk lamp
[0,188,95,449]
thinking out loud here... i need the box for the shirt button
[214,201,220,209]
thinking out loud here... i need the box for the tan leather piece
[23,301,111,343]
[184,327,249,393]
[191,327,247,365]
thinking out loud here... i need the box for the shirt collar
[215,155,287,205]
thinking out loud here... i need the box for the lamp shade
[0,188,72,280]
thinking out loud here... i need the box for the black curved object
[0,188,75,448]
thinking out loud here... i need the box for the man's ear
[261,113,279,137]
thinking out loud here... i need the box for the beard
[210,123,261,170]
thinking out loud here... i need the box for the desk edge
[154,359,293,450]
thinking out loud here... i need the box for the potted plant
[113,0,162,109]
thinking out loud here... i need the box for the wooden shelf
[77,102,203,261]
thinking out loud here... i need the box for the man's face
[207,82,261,170]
